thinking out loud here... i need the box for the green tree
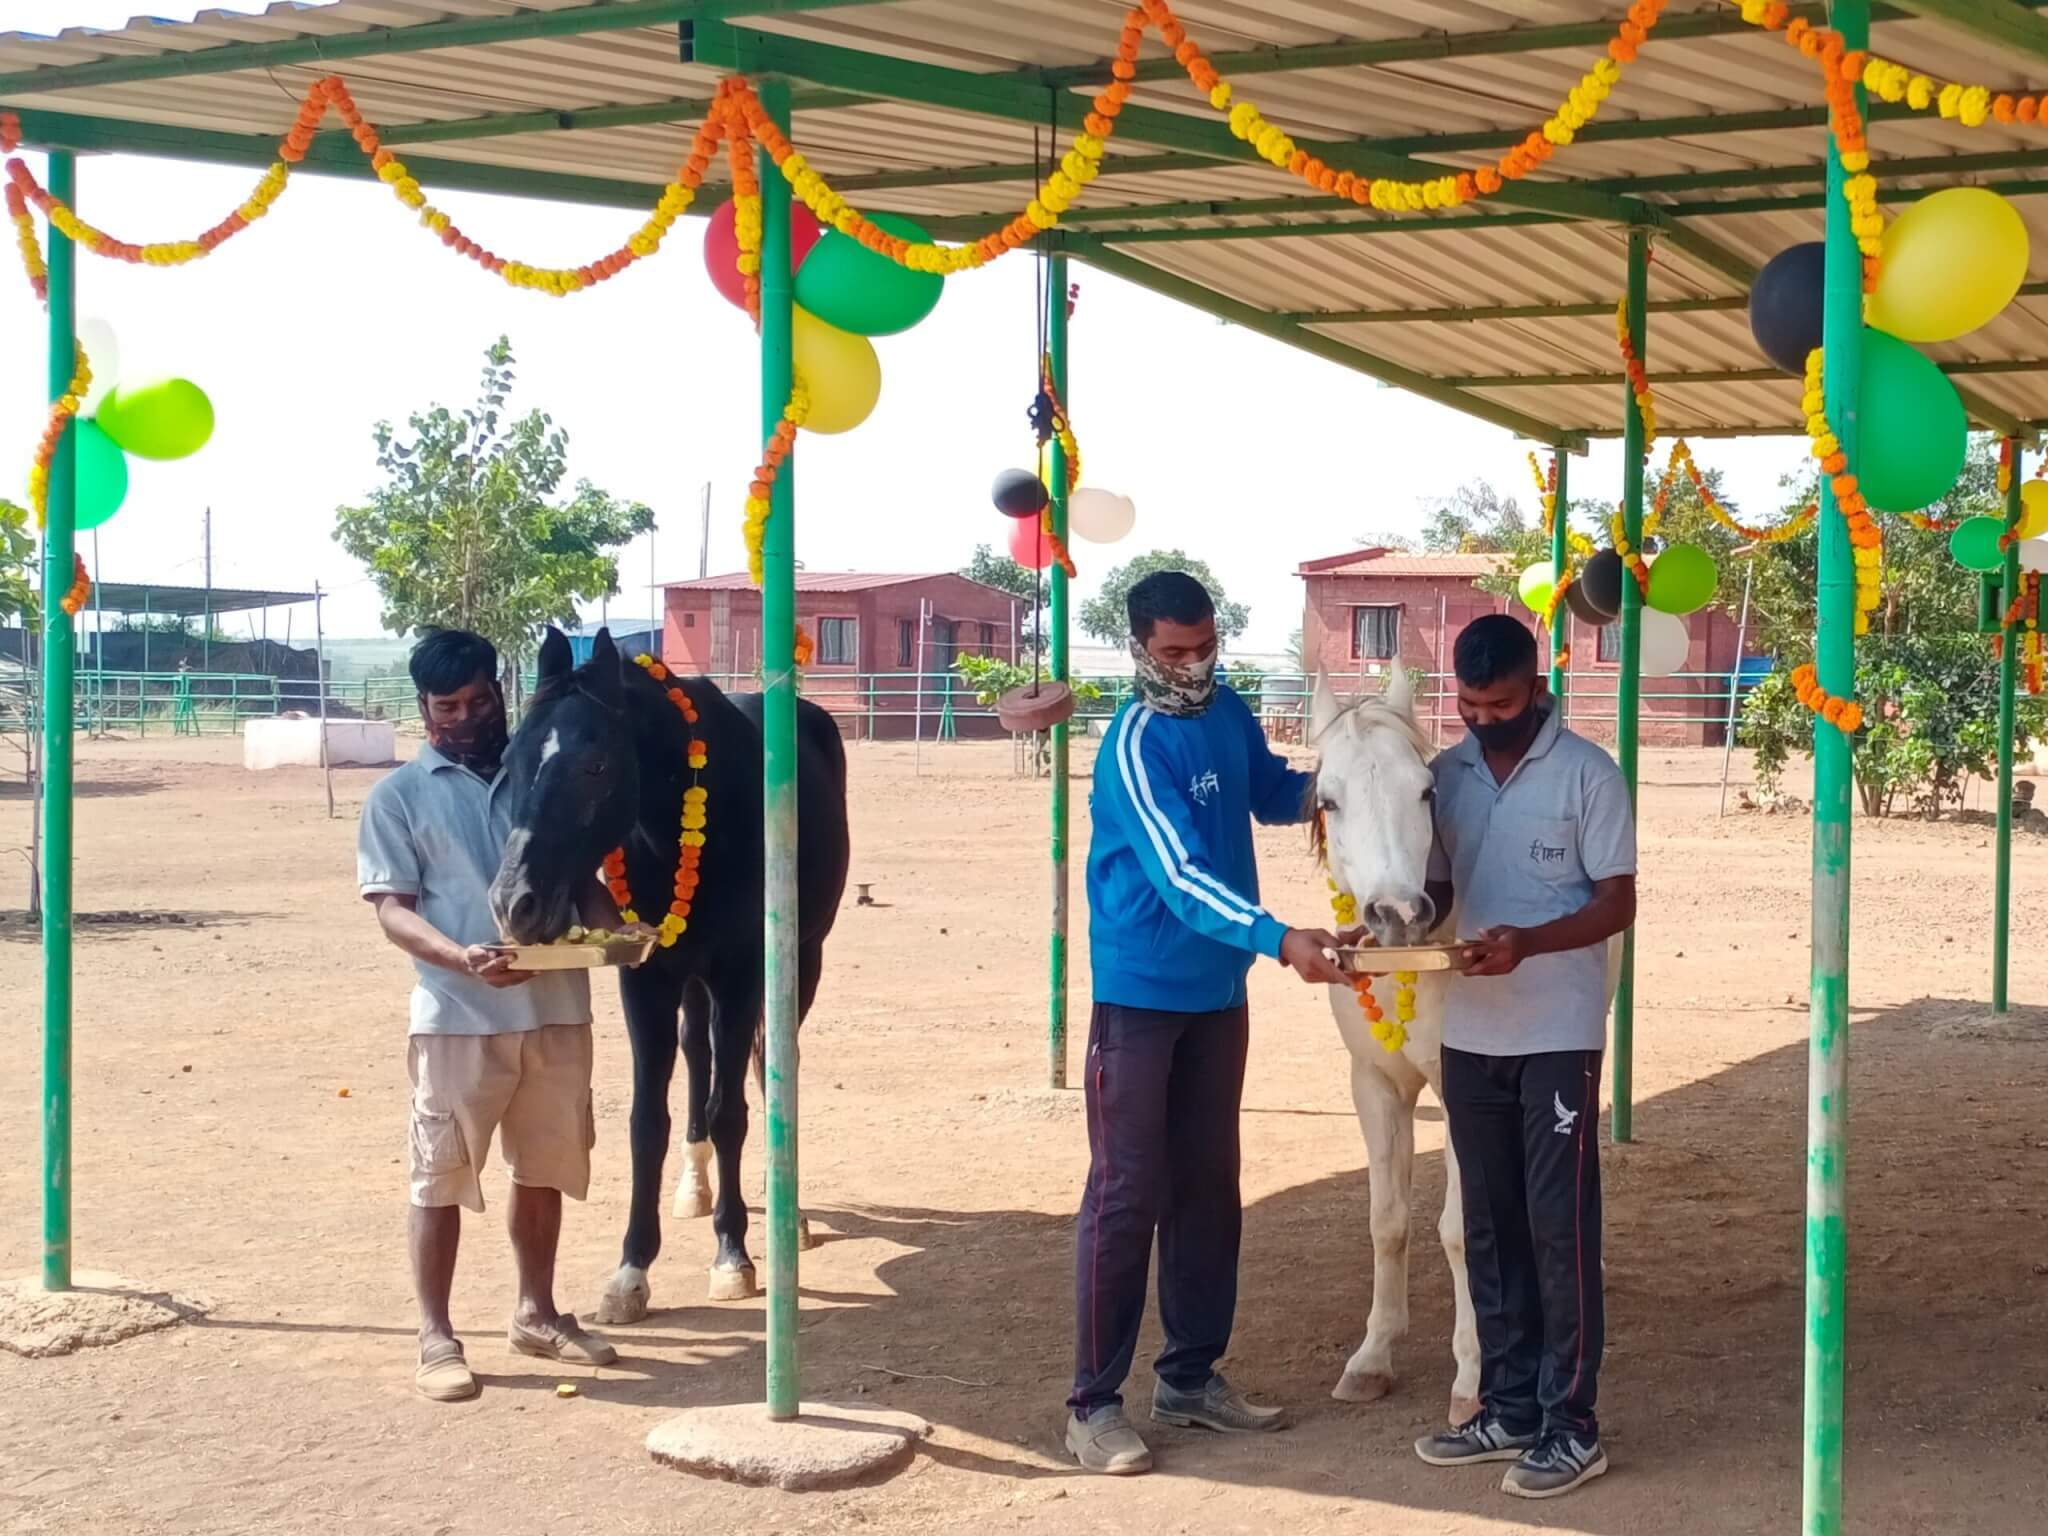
[1419,481,1529,554]
[333,338,653,684]
[1078,549,1250,645]
[0,499,35,627]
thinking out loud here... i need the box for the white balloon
[1068,486,1136,544]
[76,317,120,416]
[1638,607,1692,677]
[2022,538,2048,575]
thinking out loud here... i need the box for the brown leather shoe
[507,1312,619,1367]
[416,1339,478,1402]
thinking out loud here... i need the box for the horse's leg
[1334,1056,1420,1403]
[706,970,763,1301]
[1436,1106,1483,1425]
[673,977,714,1219]
[596,964,683,1326]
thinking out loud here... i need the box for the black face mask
[423,694,509,776]
[1466,693,1542,753]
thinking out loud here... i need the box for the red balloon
[1007,512,1054,570]
[703,200,822,312]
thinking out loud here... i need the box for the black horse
[489,628,849,1317]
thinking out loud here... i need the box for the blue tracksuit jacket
[1087,685,1316,1012]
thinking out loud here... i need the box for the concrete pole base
[646,1402,929,1490]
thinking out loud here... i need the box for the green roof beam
[1082,210,1576,241]
[0,1,900,96]
[373,87,867,148]
[1885,0,2048,65]
[832,152,1199,193]
[1067,236,1579,447]
[1286,280,2048,324]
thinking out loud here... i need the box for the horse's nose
[505,888,540,937]
[1366,891,1436,933]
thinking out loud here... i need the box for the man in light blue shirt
[358,629,617,1401]
[1413,615,1635,1501]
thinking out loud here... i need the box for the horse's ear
[1382,663,1414,718]
[583,628,624,704]
[1309,671,1345,742]
[537,627,573,685]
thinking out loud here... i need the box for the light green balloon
[74,419,129,531]
[96,376,214,461]
[1646,542,1717,615]
[1516,560,1554,614]
[1949,515,2007,572]
[794,212,943,336]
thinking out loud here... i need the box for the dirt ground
[2,728,2046,1536]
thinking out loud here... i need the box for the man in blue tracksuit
[1065,570,1350,1476]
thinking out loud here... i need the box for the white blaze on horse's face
[1311,670,1438,947]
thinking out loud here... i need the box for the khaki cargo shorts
[406,1024,595,1212]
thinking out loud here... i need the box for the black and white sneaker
[1502,1432,1608,1499]
[1413,1412,1539,1467]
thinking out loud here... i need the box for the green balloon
[1950,514,2007,571]
[96,376,214,461]
[1646,541,1717,615]
[794,211,944,336]
[1858,328,1966,513]
[74,419,129,531]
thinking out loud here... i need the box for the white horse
[1310,669,1617,1426]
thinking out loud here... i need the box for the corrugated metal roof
[1299,551,1506,579]
[665,570,976,593]
[2,1,2045,442]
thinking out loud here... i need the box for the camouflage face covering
[1129,638,1218,718]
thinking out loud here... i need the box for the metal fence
[0,664,1767,744]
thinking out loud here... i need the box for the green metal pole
[1807,4,1866,1528]
[41,151,78,1293]
[1611,230,1648,1146]
[1549,451,1569,701]
[1994,440,2021,1013]
[1047,250,1071,1091]
[756,79,801,1422]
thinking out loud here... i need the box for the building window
[818,617,857,666]
[683,612,696,628]
[1352,604,1401,660]
[1596,622,1622,663]
[897,619,915,667]
[980,621,996,651]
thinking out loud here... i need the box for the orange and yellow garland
[1325,871,1414,1054]
[1615,296,1657,456]
[1792,662,1864,735]
[27,343,90,531]
[743,379,813,585]
[1668,439,1816,544]
[603,655,710,948]
[57,553,91,617]
[1802,349,1882,637]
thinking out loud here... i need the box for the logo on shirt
[1552,1091,1580,1137]
[1529,838,1568,865]
[1189,768,1221,806]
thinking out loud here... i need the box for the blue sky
[4,2,1811,644]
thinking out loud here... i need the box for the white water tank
[243,716,395,771]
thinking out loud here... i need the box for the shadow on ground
[585,997,2047,1531]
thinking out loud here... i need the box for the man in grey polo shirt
[1413,614,1635,1501]
[358,629,618,1401]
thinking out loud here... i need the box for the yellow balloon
[2020,480,2048,540]
[791,305,880,434]
[1867,187,2029,343]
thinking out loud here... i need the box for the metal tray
[1337,942,1465,974]
[485,936,656,971]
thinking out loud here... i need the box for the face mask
[1129,638,1218,717]
[1466,692,1541,753]
[423,693,509,775]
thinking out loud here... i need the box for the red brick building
[660,571,1024,739]
[1298,547,1747,747]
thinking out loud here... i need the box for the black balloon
[1748,241,1827,376]
[992,467,1050,519]
[1575,550,1624,621]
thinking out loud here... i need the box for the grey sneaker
[1151,1374,1287,1434]
[1414,1412,1540,1467]
[1502,1432,1608,1499]
[1065,1405,1153,1475]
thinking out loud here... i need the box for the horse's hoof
[797,1213,820,1251]
[1447,1396,1481,1427]
[1332,1370,1395,1404]
[673,1184,713,1220]
[708,1263,758,1301]
[596,1271,651,1326]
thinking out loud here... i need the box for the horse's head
[488,627,641,944]
[1311,668,1439,947]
